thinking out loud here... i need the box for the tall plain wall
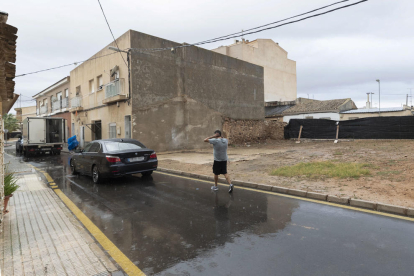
[213,39,297,102]
[129,31,264,151]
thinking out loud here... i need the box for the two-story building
[70,30,265,151]
[32,76,71,135]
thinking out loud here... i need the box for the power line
[15,0,367,78]
[97,0,128,68]
[15,51,120,78]
[131,0,368,53]
[198,0,352,45]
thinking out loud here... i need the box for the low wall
[285,116,414,139]
[222,118,285,144]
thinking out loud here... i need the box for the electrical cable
[97,0,128,68]
[131,0,368,53]
[15,51,120,78]
[15,0,367,77]
[197,0,351,45]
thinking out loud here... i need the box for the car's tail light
[29,149,35,152]
[106,156,121,163]
[150,152,157,159]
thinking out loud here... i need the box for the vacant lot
[158,140,414,208]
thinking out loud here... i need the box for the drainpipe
[127,49,131,103]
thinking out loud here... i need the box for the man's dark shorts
[213,160,227,175]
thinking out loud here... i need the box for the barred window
[109,123,116,138]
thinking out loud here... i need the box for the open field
[158,139,414,208]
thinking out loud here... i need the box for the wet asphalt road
[7,149,414,276]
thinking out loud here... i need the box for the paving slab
[0,153,120,276]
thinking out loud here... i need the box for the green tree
[3,113,19,132]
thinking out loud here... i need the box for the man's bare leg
[225,174,234,193]
[224,174,231,185]
[214,174,219,187]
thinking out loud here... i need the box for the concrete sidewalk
[1,153,121,275]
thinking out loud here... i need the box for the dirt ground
[158,139,414,208]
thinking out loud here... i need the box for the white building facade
[212,39,297,102]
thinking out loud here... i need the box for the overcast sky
[4,0,414,110]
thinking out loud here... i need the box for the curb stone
[377,203,407,215]
[272,186,289,194]
[242,182,259,188]
[350,199,377,210]
[157,167,412,218]
[307,192,328,201]
[256,184,273,191]
[327,195,350,205]
[287,189,307,197]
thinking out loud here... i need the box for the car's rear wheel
[70,159,77,175]
[142,171,153,177]
[92,165,100,183]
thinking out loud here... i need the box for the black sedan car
[70,138,158,183]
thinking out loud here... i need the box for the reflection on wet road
[11,150,414,275]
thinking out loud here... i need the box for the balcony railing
[62,97,68,108]
[52,97,69,112]
[40,105,48,115]
[105,78,125,99]
[52,100,60,112]
[71,96,82,108]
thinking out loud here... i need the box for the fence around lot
[284,116,414,139]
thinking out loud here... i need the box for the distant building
[340,107,413,120]
[14,105,36,127]
[281,98,357,122]
[212,39,297,103]
[32,76,71,135]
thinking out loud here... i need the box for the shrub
[4,169,19,196]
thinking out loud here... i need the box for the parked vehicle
[17,117,67,156]
[70,138,158,183]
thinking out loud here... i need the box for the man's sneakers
[212,185,234,193]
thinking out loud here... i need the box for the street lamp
[376,79,380,116]
[108,46,128,53]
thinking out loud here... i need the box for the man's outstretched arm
[204,133,219,143]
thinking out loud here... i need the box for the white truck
[17,117,67,156]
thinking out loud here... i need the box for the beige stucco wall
[340,110,413,120]
[15,105,36,122]
[70,30,132,143]
[212,39,297,102]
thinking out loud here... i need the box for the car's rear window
[104,141,146,151]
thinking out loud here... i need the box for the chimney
[366,93,371,109]
[0,11,8,23]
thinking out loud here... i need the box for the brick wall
[222,118,285,144]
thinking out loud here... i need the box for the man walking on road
[204,130,234,193]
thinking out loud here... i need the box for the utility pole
[376,80,381,116]
[408,88,413,106]
[369,92,374,108]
